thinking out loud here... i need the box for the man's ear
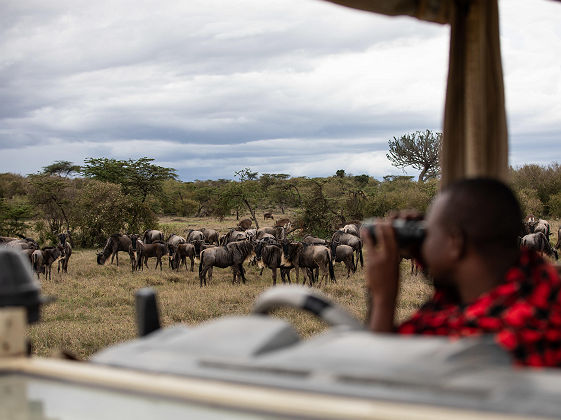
[447,227,466,260]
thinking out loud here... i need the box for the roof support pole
[440,0,508,186]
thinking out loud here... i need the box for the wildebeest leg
[58,259,62,273]
[259,267,264,276]
[239,264,247,284]
[272,267,277,286]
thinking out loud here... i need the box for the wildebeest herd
[1,213,559,286]
[94,217,365,287]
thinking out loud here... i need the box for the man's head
[422,178,522,285]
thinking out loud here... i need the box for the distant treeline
[0,158,559,247]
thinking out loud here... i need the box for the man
[363,178,561,367]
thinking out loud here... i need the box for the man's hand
[361,220,401,333]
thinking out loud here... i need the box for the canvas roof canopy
[324,0,559,186]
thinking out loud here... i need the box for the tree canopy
[387,130,441,182]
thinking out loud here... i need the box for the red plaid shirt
[398,249,561,367]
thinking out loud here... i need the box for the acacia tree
[387,130,441,182]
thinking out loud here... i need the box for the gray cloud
[0,0,560,180]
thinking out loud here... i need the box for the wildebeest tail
[199,250,204,275]
[358,244,364,268]
[328,254,335,282]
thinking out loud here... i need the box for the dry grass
[27,212,432,359]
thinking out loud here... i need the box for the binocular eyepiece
[362,218,426,249]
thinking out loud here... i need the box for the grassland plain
[27,213,561,360]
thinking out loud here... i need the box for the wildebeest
[97,234,133,266]
[57,233,72,273]
[534,219,551,238]
[255,240,291,285]
[172,243,196,271]
[556,227,561,252]
[302,235,327,245]
[331,230,363,268]
[33,245,65,280]
[167,234,186,268]
[237,217,253,231]
[281,242,335,286]
[127,234,140,272]
[143,229,164,244]
[200,228,219,246]
[256,227,277,240]
[137,241,167,270]
[4,236,39,251]
[199,240,255,287]
[264,212,274,220]
[334,244,355,278]
[220,229,248,245]
[521,232,558,260]
[341,223,361,237]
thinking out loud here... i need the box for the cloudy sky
[1,0,560,181]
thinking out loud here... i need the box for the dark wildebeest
[173,243,196,271]
[281,242,335,286]
[556,227,561,252]
[143,229,164,244]
[127,234,140,272]
[21,248,35,266]
[237,217,253,231]
[167,234,186,268]
[186,229,205,257]
[264,212,274,220]
[198,240,255,287]
[331,230,363,268]
[521,232,558,260]
[200,228,219,246]
[220,229,248,245]
[255,240,291,286]
[57,233,72,273]
[302,235,327,245]
[97,234,133,266]
[33,245,65,280]
[137,241,167,270]
[334,244,355,278]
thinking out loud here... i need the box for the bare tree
[386,130,441,182]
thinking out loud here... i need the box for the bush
[516,188,544,217]
[549,192,561,219]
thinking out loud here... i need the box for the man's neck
[454,251,519,304]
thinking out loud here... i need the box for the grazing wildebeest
[255,240,291,286]
[200,228,219,246]
[281,242,335,286]
[334,244,355,278]
[143,229,164,244]
[521,232,558,260]
[264,212,274,220]
[97,234,133,266]
[331,230,363,268]
[173,243,196,271]
[57,233,72,273]
[302,235,327,245]
[198,240,255,287]
[34,245,64,280]
[237,217,253,231]
[137,241,167,270]
[220,229,248,245]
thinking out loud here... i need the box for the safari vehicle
[2,0,561,419]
